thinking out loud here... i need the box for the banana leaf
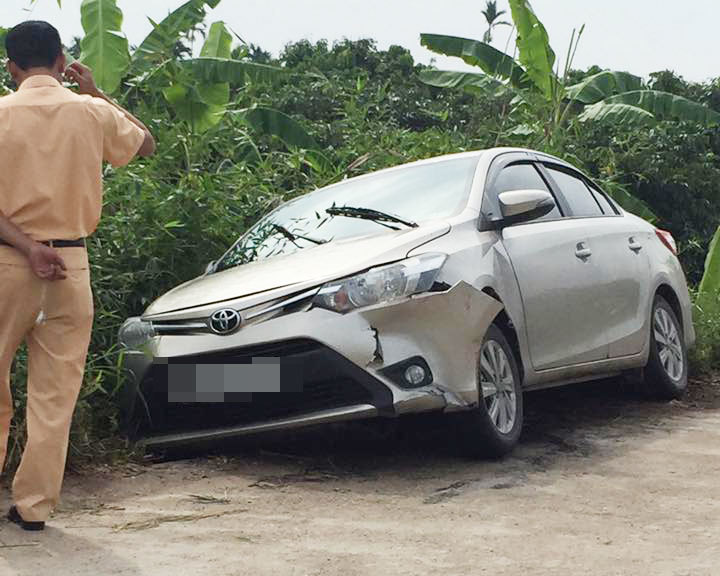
[240,107,317,150]
[697,226,720,313]
[578,102,656,125]
[79,0,131,94]
[164,21,231,132]
[418,69,509,97]
[420,33,531,90]
[508,0,556,100]
[565,70,644,104]
[180,57,288,85]
[132,0,221,72]
[598,90,720,125]
[603,185,657,223]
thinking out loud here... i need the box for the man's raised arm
[65,61,156,157]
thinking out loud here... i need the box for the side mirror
[494,189,556,228]
[204,260,216,275]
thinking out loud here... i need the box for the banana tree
[420,0,719,219]
[697,226,720,314]
[73,0,317,150]
[420,0,720,139]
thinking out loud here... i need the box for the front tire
[457,324,524,458]
[643,295,688,400]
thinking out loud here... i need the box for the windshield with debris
[214,156,479,271]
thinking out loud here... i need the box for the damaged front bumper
[121,281,502,450]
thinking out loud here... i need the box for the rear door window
[587,184,618,215]
[544,166,603,217]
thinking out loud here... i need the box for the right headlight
[312,253,447,313]
[118,317,156,350]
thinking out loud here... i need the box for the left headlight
[313,253,448,313]
[118,317,156,349]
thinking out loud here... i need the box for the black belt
[0,238,86,248]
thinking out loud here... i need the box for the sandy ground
[1,377,720,576]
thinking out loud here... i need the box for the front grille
[132,339,387,436]
[150,289,316,336]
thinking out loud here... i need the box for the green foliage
[163,21,232,132]
[241,107,319,150]
[421,0,718,153]
[179,57,288,84]
[79,0,131,93]
[582,90,720,126]
[566,70,644,104]
[578,102,656,125]
[132,0,220,72]
[508,0,556,99]
[697,227,720,313]
[418,69,508,97]
[420,34,529,89]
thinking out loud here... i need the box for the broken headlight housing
[313,253,447,313]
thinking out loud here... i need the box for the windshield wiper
[270,224,327,246]
[325,206,418,229]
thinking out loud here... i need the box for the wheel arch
[655,283,684,333]
[481,287,525,384]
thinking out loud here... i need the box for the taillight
[655,229,677,255]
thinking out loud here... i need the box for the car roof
[315,147,582,196]
[381,147,572,169]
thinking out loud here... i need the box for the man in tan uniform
[0,21,155,530]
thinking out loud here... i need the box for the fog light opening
[404,364,427,387]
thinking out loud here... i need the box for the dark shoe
[7,506,45,531]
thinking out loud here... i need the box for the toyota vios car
[119,148,694,457]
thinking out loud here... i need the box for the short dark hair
[5,21,62,71]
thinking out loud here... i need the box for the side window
[545,166,603,217]
[491,163,562,221]
[587,183,618,216]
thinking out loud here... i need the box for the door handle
[628,237,643,252]
[575,242,592,260]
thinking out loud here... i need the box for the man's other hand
[64,61,100,97]
[29,243,67,281]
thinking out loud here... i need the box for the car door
[543,166,652,358]
[541,163,652,360]
[484,157,609,371]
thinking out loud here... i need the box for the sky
[4,0,719,82]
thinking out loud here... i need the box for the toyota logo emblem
[209,308,241,335]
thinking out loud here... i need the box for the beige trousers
[0,245,93,522]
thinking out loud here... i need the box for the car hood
[143,222,451,316]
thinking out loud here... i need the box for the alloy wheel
[653,307,684,382]
[479,340,517,434]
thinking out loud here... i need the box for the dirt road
[1,377,719,576]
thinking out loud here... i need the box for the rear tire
[457,324,524,458]
[643,295,688,400]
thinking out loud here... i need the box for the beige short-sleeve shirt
[0,75,145,241]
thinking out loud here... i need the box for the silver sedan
[119,147,694,457]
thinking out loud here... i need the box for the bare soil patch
[2,376,720,575]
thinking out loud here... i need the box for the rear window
[545,166,603,218]
[587,183,618,216]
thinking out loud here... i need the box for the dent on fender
[362,281,504,408]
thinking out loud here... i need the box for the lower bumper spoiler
[142,403,378,451]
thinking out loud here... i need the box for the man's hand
[28,243,67,281]
[64,61,100,97]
